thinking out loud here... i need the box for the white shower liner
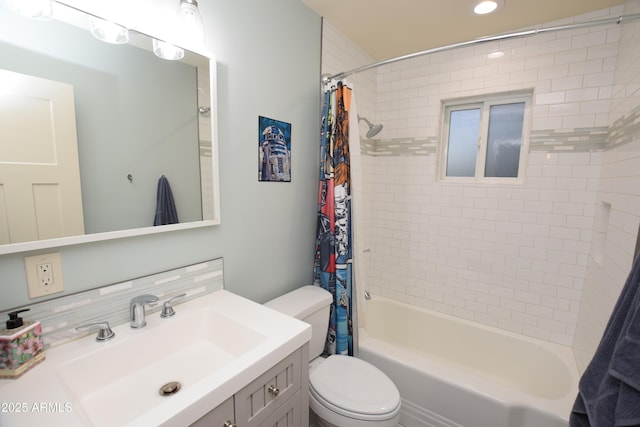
[358,295,578,427]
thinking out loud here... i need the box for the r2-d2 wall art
[259,116,291,182]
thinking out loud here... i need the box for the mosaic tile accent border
[529,127,608,152]
[362,137,438,156]
[609,104,640,149]
[0,258,224,350]
[361,104,640,156]
[359,139,376,154]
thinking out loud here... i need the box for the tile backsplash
[0,258,224,349]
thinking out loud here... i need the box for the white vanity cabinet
[191,397,235,427]
[191,345,309,427]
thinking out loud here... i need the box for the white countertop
[0,290,311,426]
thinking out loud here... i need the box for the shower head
[358,115,383,138]
[366,123,384,138]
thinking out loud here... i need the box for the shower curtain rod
[322,12,640,83]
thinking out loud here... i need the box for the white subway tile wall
[375,7,622,141]
[363,152,600,345]
[322,0,640,371]
[573,0,640,373]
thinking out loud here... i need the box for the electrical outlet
[37,263,54,287]
[25,253,64,298]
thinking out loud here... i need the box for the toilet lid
[309,355,400,417]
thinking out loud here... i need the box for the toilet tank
[265,285,332,360]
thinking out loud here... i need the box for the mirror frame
[0,2,221,256]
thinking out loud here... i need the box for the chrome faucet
[129,294,159,328]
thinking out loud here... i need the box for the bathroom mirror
[0,2,220,255]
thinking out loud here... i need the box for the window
[440,92,531,183]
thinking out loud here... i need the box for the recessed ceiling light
[473,0,504,15]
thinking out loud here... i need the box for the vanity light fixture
[153,38,185,60]
[90,18,130,44]
[152,0,204,60]
[473,0,504,15]
[4,0,52,20]
[177,0,205,44]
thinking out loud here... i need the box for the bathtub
[358,296,579,427]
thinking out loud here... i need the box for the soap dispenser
[0,308,45,379]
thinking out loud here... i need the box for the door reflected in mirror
[0,2,219,254]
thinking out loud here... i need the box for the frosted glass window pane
[446,108,480,177]
[484,102,524,178]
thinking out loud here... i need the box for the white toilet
[265,285,401,427]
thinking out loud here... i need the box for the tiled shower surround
[364,151,599,342]
[323,0,640,374]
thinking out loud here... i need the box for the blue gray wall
[0,0,322,309]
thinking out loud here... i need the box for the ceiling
[301,0,627,60]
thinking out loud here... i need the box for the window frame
[438,91,533,185]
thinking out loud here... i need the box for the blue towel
[571,253,640,426]
[153,175,179,226]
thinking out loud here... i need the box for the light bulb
[90,19,130,44]
[5,0,52,20]
[177,0,204,45]
[153,39,185,61]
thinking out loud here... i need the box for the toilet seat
[309,355,401,421]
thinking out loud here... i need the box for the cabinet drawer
[190,396,235,427]
[260,389,302,427]
[235,349,301,427]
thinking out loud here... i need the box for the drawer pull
[223,421,236,427]
[268,385,280,397]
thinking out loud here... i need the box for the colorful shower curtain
[313,81,354,356]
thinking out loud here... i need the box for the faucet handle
[161,293,187,318]
[76,321,115,342]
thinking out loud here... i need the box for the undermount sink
[57,305,267,427]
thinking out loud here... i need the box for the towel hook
[127,174,133,183]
